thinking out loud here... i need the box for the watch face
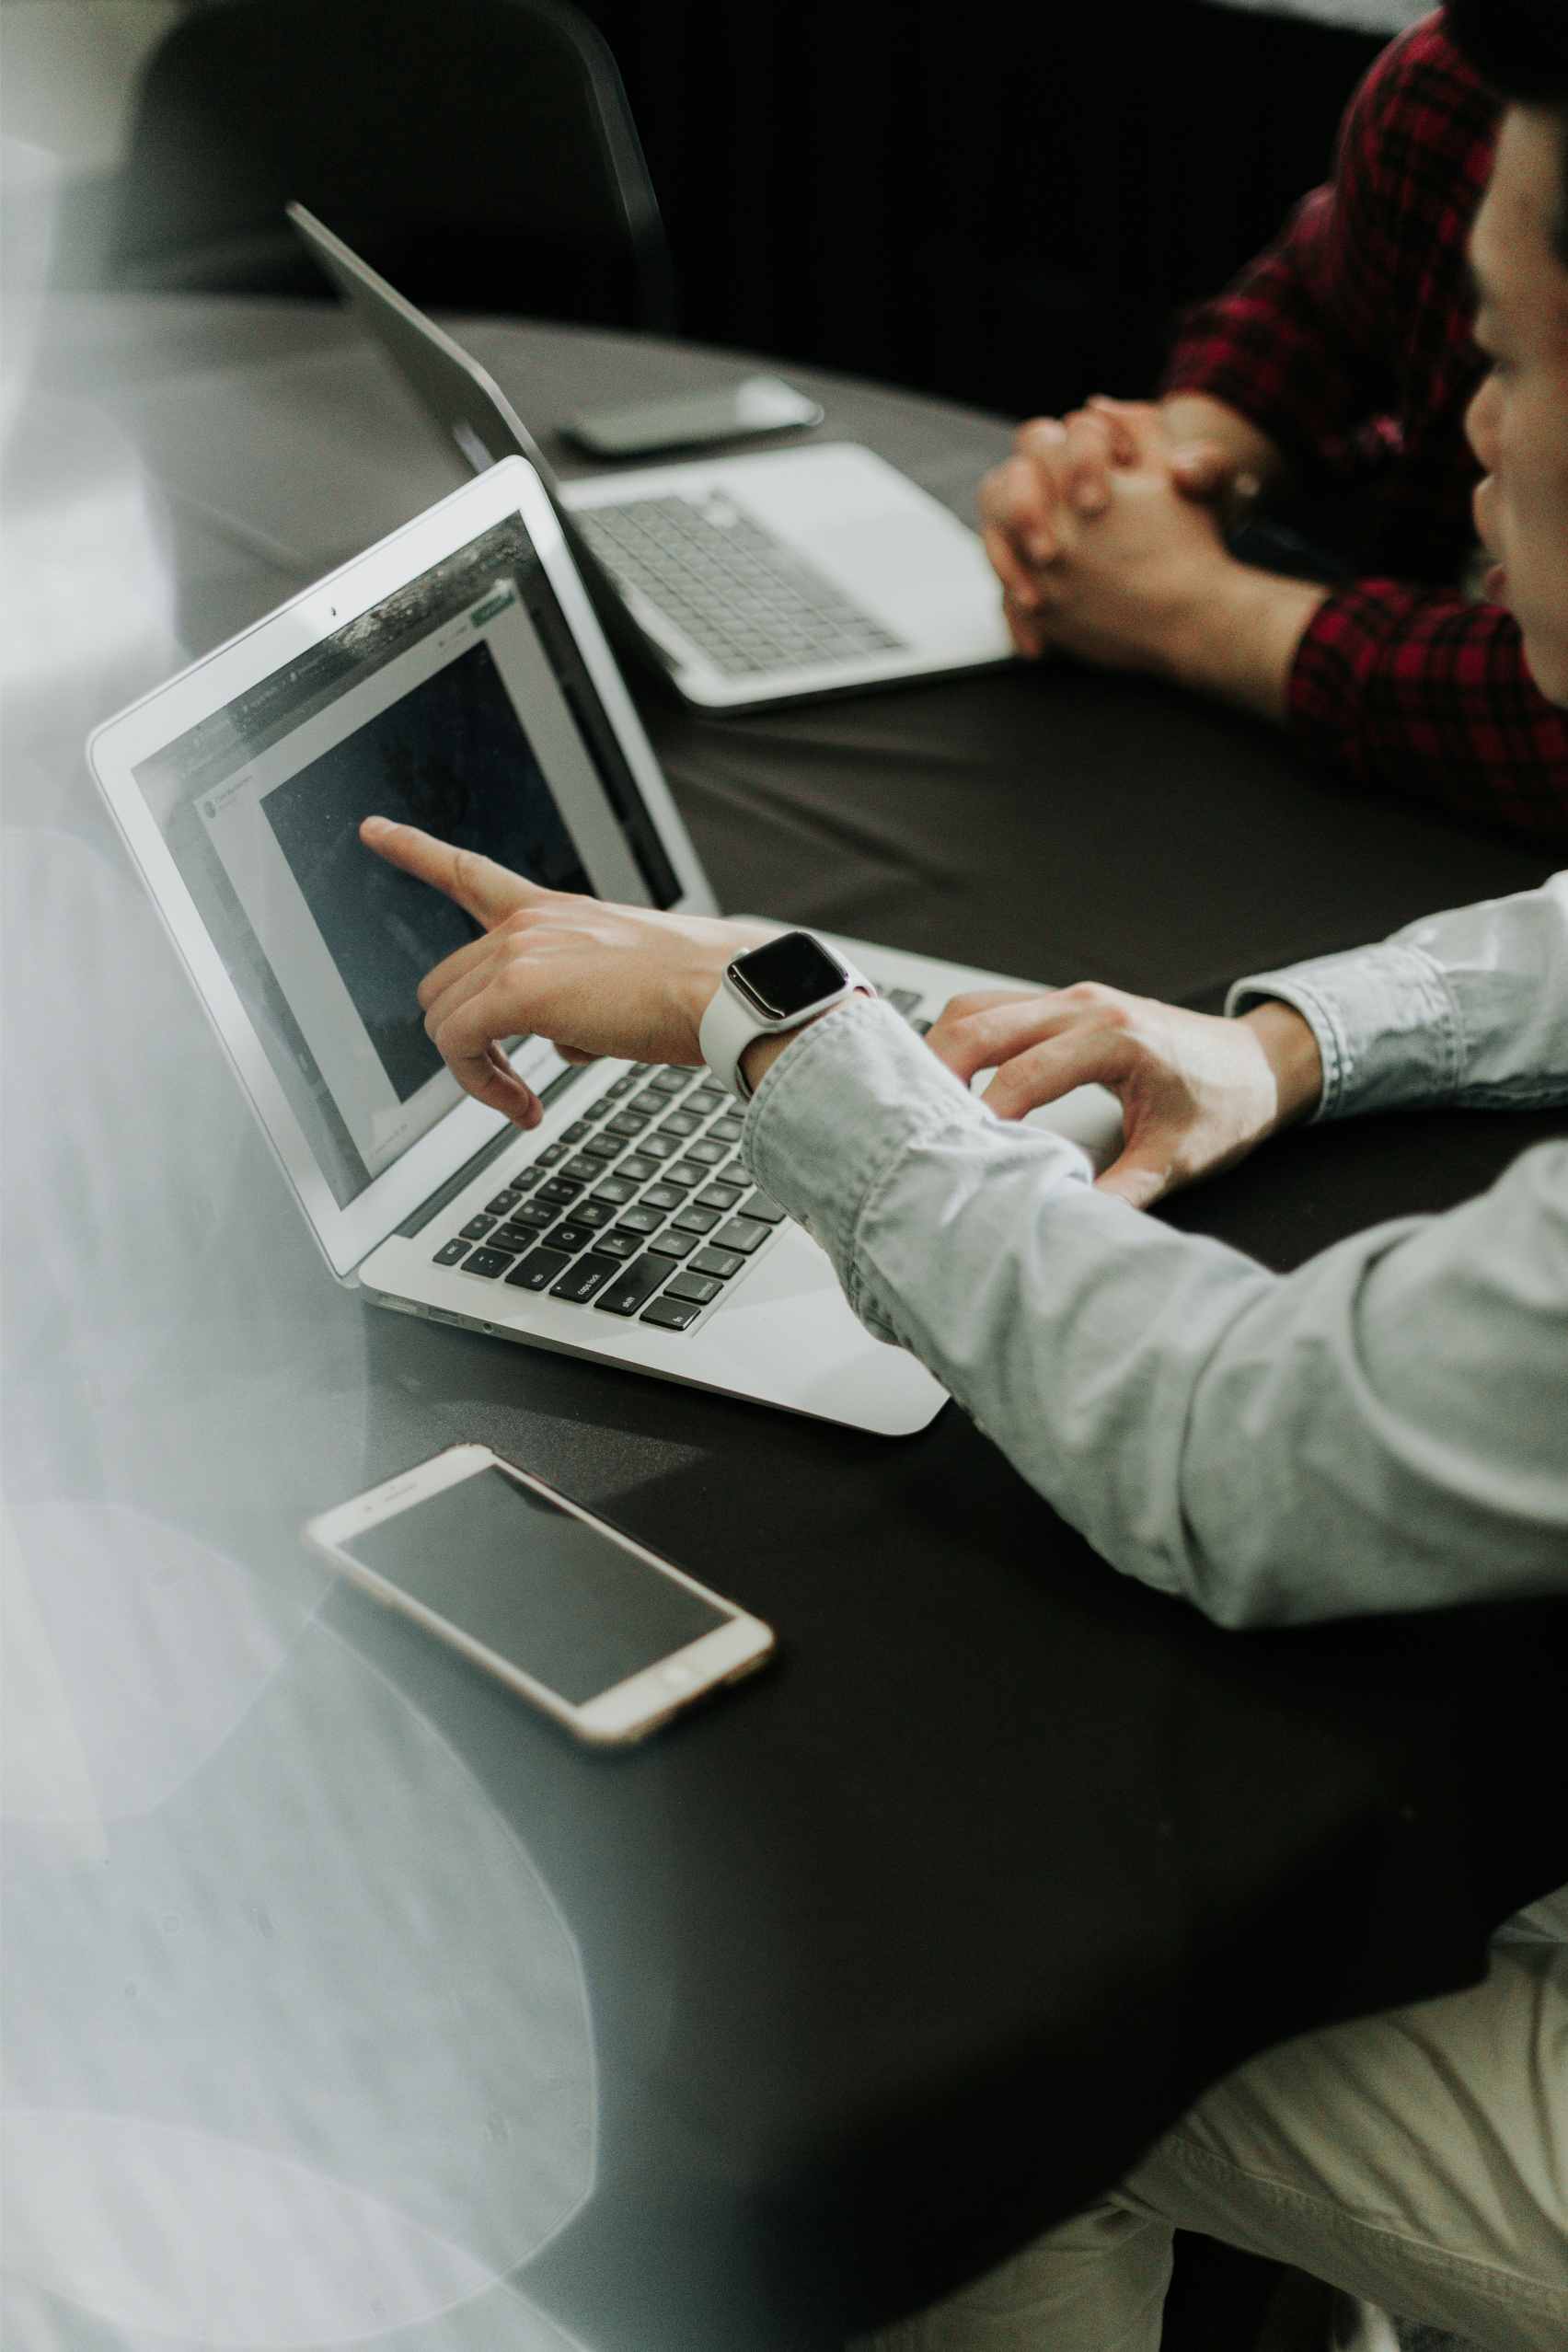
[730,932,849,1021]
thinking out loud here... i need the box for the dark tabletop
[6,297,1565,2352]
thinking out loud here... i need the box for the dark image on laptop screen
[262,639,590,1104]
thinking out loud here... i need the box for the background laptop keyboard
[431,986,927,1333]
[575,493,908,678]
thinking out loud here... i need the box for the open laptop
[90,458,1118,1435]
[285,202,1013,715]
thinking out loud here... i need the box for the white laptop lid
[88,459,714,1281]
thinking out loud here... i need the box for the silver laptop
[285,202,1013,715]
[89,459,1118,1435]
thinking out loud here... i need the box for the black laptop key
[640,1295,701,1332]
[494,1213,552,1248]
[619,1151,661,1183]
[649,1067,691,1095]
[537,1176,583,1206]
[630,1088,668,1116]
[641,1182,685,1212]
[591,1176,638,1206]
[504,1246,573,1292]
[550,1252,619,1305]
[432,1239,470,1266]
[606,1071,640,1100]
[663,1159,702,1190]
[606,1110,650,1139]
[563,1153,605,1182]
[658,1109,701,1139]
[692,1245,744,1280]
[709,1115,744,1144]
[739,1190,787,1225]
[618,1204,666,1236]
[647,1228,698,1261]
[573,1200,615,1229]
[511,1164,546,1193]
[485,1189,523,1216]
[561,1119,592,1144]
[594,1256,669,1317]
[502,1200,556,1232]
[459,1214,497,1240]
[688,1086,726,1115]
[687,1138,728,1165]
[639,1134,678,1162]
[673,1204,721,1236]
[697,1181,745,1212]
[665,1269,723,1307]
[543,1220,596,1254]
[463,1246,515,1280]
[597,1228,644,1261]
[714,1216,769,1254]
[580,1135,621,1162]
[535,1142,567,1168]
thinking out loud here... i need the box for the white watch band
[699,945,872,1101]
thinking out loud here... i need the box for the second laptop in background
[287,202,1013,715]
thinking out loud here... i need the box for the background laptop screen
[131,516,679,1209]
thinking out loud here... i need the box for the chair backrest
[106,0,675,330]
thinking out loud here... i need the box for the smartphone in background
[306,1445,775,1745]
[560,374,824,460]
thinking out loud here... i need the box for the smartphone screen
[340,1465,728,1705]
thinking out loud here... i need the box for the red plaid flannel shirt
[1161,12,1568,845]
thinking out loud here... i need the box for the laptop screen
[130,516,680,1211]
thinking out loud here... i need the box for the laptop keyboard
[431,986,928,1334]
[574,492,908,678]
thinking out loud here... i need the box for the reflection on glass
[5,1501,594,2345]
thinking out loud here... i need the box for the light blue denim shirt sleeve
[743,992,1568,1631]
[1225,871,1568,1120]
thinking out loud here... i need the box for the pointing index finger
[360,816,536,930]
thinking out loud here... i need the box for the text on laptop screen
[130,518,679,1209]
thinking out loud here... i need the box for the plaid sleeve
[1289,588,1568,844]
[1159,17,1493,484]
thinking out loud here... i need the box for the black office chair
[101,0,676,330]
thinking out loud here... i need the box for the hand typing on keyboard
[922,983,1321,1209]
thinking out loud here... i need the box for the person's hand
[1004,430,1240,679]
[923,981,1323,1208]
[361,816,771,1124]
[979,398,1252,653]
[978,395,1276,658]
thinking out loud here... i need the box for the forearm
[1159,558,1329,725]
[744,1004,1568,1627]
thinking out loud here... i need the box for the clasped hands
[363,815,1321,1212]
[977,394,1262,671]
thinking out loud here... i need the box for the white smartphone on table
[306,1444,775,1746]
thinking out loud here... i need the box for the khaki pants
[863,1943,1568,2352]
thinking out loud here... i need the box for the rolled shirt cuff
[1226,943,1459,1122]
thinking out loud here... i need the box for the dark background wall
[573,0,1388,419]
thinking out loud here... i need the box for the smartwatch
[699,931,872,1100]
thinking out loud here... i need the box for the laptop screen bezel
[87,457,715,1280]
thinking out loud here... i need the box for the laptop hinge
[394,1063,586,1238]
